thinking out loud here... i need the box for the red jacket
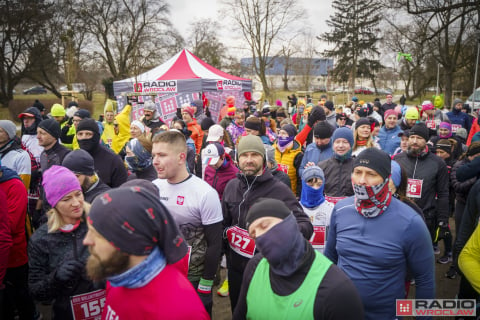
[467,118,479,146]
[102,264,209,320]
[0,176,28,268]
[204,155,239,200]
[0,189,12,285]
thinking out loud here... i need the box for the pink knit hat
[42,165,81,208]
[182,106,195,118]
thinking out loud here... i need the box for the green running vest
[246,251,332,320]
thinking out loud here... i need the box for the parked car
[376,88,393,95]
[354,86,373,94]
[23,86,47,94]
[333,87,349,93]
[465,87,480,112]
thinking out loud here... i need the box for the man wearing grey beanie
[0,120,31,189]
[222,134,312,313]
[447,98,472,133]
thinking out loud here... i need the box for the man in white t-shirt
[152,131,222,316]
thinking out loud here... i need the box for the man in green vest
[233,198,364,320]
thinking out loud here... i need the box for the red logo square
[396,300,413,316]
[134,83,142,92]
[216,80,223,90]
[177,196,185,205]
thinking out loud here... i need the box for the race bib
[70,289,106,320]
[226,226,256,258]
[451,124,462,133]
[325,196,346,205]
[278,164,289,174]
[425,120,436,129]
[310,226,326,249]
[407,178,423,198]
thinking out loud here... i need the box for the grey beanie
[452,99,463,107]
[456,128,467,140]
[0,120,17,139]
[301,165,325,182]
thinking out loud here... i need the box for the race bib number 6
[70,289,106,320]
[227,226,256,258]
[407,178,423,198]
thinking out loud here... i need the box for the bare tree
[0,0,52,107]
[76,0,182,80]
[187,18,231,69]
[222,0,303,98]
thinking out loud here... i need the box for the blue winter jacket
[446,109,472,133]
[377,125,402,156]
[325,197,435,320]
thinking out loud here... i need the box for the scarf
[334,149,352,162]
[108,247,166,289]
[277,137,294,153]
[255,214,306,277]
[0,166,21,183]
[356,139,367,146]
[126,139,152,172]
[300,180,325,208]
[353,177,392,218]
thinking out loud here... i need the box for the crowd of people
[0,92,479,319]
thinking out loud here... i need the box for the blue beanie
[472,132,480,143]
[331,127,354,147]
[302,165,325,182]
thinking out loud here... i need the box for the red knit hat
[226,96,235,107]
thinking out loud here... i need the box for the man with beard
[151,131,223,315]
[394,123,450,248]
[325,148,434,319]
[222,134,313,313]
[76,118,127,188]
[141,100,164,136]
[62,149,110,203]
[83,187,209,319]
[299,121,334,177]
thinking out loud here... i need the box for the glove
[198,292,213,314]
[434,222,451,242]
[307,106,326,127]
[54,260,84,283]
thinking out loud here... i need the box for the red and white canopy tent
[113,48,252,96]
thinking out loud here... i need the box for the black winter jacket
[88,144,127,188]
[394,150,449,223]
[318,156,354,197]
[222,169,313,274]
[451,158,478,203]
[28,220,101,320]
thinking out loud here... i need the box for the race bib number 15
[71,289,106,320]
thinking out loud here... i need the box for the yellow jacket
[274,140,302,195]
[111,105,131,154]
[459,224,480,293]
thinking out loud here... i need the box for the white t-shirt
[153,175,223,281]
[302,201,334,253]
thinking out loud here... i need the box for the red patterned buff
[88,187,188,264]
[353,178,392,218]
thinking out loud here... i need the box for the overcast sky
[169,0,334,56]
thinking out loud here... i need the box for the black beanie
[33,99,45,112]
[62,149,95,176]
[38,119,61,139]
[408,123,429,141]
[246,198,291,228]
[314,121,334,139]
[74,109,91,119]
[324,100,334,111]
[355,118,372,131]
[200,117,215,131]
[353,148,391,180]
[435,139,452,155]
[77,118,99,135]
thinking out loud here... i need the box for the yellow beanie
[51,104,66,117]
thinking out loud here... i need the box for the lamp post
[472,30,480,104]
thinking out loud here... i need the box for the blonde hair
[47,202,91,233]
[353,127,375,151]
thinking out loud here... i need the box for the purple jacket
[204,154,239,200]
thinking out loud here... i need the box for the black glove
[307,106,326,127]
[54,260,84,283]
[197,292,213,315]
[434,222,451,242]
